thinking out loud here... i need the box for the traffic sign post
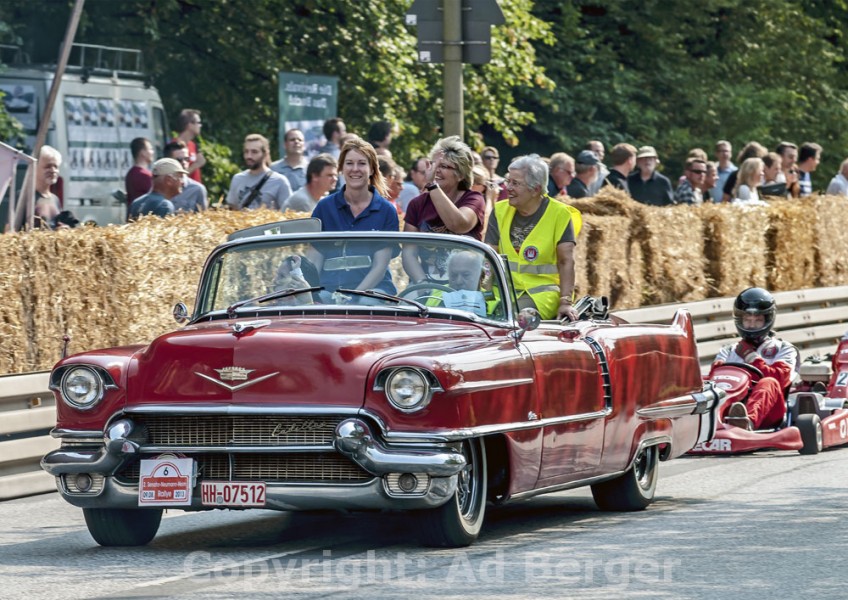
[443,0,463,137]
[406,0,505,139]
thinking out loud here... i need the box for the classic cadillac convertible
[42,223,722,547]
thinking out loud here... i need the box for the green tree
[0,1,552,168]
[520,0,848,185]
[0,19,25,145]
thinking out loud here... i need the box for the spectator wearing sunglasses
[481,146,508,200]
[674,158,707,205]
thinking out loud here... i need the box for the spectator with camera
[34,145,79,229]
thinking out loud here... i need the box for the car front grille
[117,452,372,484]
[132,414,346,447]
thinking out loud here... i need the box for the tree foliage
[0,1,551,167]
[3,1,848,188]
[521,0,848,184]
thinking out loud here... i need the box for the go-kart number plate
[201,482,266,507]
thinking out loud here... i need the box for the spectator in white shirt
[826,158,848,196]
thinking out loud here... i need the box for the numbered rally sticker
[138,457,194,506]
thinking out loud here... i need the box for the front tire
[797,413,823,455]
[419,438,487,547]
[83,508,162,546]
[591,444,659,511]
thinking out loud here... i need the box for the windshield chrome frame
[192,231,518,326]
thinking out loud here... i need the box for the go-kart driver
[711,287,798,430]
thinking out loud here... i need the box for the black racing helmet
[733,287,776,344]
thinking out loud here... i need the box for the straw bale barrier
[766,199,817,291]
[700,203,769,296]
[809,196,848,286]
[1,192,847,374]
[0,234,31,371]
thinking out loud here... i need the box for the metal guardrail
[3,286,848,501]
[0,372,57,501]
[615,286,848,373]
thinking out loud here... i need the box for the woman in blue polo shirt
[310,137,400,295]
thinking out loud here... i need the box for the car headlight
[60,366,105,410]
[382,368,439,413]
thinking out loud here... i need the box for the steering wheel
[723,361,764,380]
[400,281,456,303]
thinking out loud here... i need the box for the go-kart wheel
[797,413,823,455]
[590,444,658,511]
[723,361,764,379]
[400,282,455,303]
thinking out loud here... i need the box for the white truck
[0,44,169,227]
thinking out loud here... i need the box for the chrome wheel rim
[633,446,657,491]
[457,441,482,521]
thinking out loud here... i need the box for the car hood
[126,316,490,408]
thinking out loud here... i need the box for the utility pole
[406,0,505,142]
[442,0,463,138]
[14,0,85,231]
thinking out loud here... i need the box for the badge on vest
[523,246,539,262]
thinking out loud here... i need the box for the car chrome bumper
[51,474,458,511]
[43,417,467,479]
[43,416,467,511]
[334,418,466,477]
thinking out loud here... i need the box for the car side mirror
[173,302,189,324]
[512,308,540,341]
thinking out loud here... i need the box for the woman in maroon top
[402,136,485,283]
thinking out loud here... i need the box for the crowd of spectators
[119,108,842,223]
[38,111,840,322]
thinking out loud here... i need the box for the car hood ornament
[195,367,279,392]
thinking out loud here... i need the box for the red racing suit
[711,336,797,429]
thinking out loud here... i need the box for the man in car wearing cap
[128,158,186,220]
[565,150,600,199]
[627,145,674,206]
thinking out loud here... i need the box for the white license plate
[200,481,266,507]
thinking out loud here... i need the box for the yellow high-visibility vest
[495,196,576,319]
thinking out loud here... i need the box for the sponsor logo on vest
[523,246,539,261]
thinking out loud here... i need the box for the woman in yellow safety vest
[485,154,581,321]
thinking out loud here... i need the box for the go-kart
[689,346,848,455]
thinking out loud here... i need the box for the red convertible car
[42,222,722,547]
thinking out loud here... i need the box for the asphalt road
[2,450,846,600]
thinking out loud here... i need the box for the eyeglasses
[505,178,527,188]
[689,169,706,175]
[435,162,457,172]
[482,154,498,160]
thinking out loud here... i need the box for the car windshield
[197,232,510,322]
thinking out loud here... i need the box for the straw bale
[567,187,646,219]
[634,205,708,304]
[572,221,589,298]
[809,195,848,287]
[17,230,71,369]
[0,234,31,373]
[765,199,816,291]
[580,215,642,309]
[699,203,769,296]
